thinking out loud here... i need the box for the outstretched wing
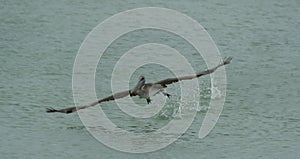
[46,90,132,114]
[155,57,233,87]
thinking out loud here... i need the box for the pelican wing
[46,90,132,114]
[155,57,232,87]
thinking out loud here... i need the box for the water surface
[1,0,299,158]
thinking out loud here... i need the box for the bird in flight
[46,57,232,114]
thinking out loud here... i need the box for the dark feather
[46,90,131,114]
[155,57,232,86]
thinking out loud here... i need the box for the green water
[1,0,299,158]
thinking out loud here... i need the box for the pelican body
[130,76,170,104]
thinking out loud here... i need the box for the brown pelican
[46,57,232,114]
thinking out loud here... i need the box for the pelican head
[138,75,146,86]
[134,76,146,90]
[132,75,146,92]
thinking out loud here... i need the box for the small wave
[67,126,86,130]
